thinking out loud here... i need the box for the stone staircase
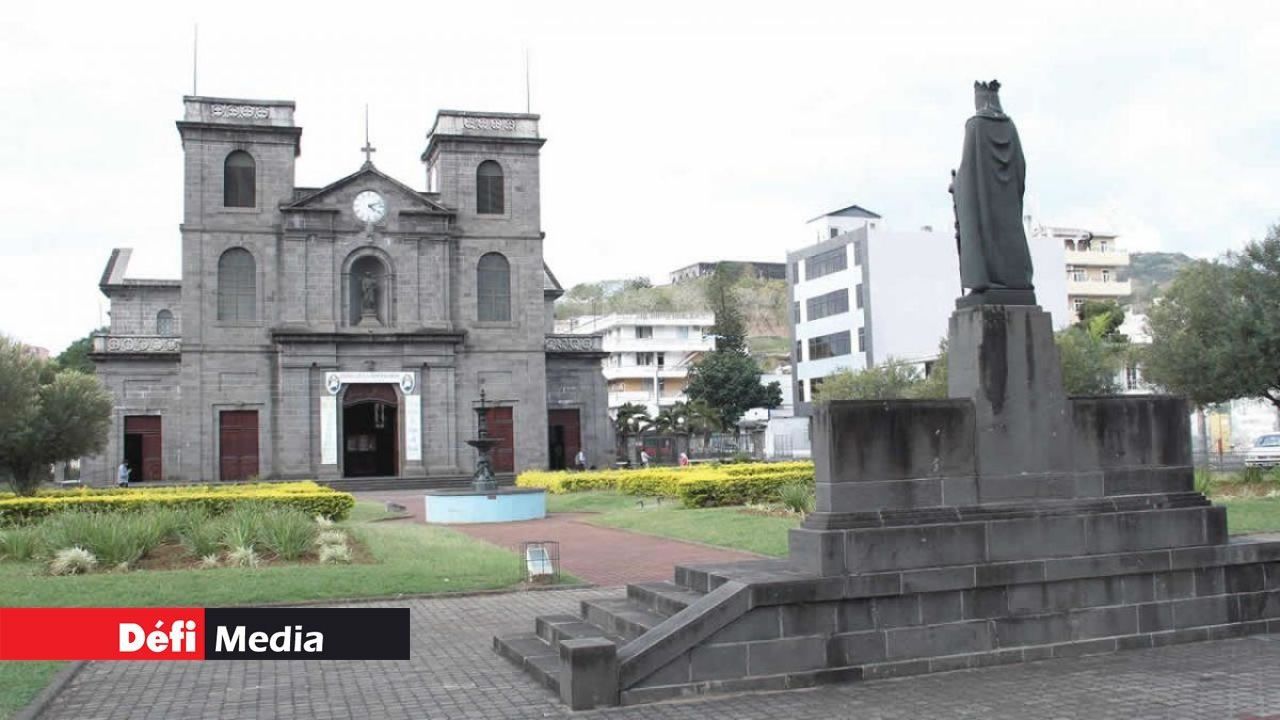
[495,580,706,697]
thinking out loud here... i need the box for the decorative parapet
[91,335,181,355]
[545,334,604,353]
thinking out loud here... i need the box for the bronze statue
[949,80,1036,306]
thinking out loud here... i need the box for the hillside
[555,274,791,347]
[1122,251,1195,310]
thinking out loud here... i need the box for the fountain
[423,390,548,524]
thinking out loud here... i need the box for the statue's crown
[973,79,1005,117]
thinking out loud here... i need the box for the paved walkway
[37,588,1280,719]
[356,491,762,586]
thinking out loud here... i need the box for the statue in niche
[360,271,378,315]
[949,80,1036,306]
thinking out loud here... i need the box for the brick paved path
[356,491,762,586]
[37,588,1280,719]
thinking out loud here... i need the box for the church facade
[83,95,611,485]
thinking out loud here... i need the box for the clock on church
[353,190,386,224]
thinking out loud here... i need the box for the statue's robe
[952,113,1034,294]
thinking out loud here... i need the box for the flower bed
[0,481,354,525]
[517,461,815,508]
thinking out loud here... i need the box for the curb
[235,581,598,608]
[12,661,85,720]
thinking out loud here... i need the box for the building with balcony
[788,204,1069,414]
[1031,225,1132,316]
[668,261,787,284]
[557,313,715,415]
[82,94,612,484]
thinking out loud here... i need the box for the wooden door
[484,407,515,473]
[123,415,162,481]
[219,410,259,481]
[548,409,581,470]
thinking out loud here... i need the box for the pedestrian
[117,460,131,488]
[574,449,586,472]
[678,451,690,467]
[640,449,651,468]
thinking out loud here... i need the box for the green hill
[1122,251,1195,310]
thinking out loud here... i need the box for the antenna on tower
[192,23,199,95]
[524,47,531,113]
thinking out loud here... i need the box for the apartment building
[1031,224,1132,316]
[557,313,715,414]
[788,204,1069,413]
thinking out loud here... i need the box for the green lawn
[0,501,534,720]
[1219,497,1280,534]
[548,491,799,556]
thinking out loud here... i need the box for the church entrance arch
[341,383,399,478]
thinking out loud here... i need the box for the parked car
[1245,433,1280,468]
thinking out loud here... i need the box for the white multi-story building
[788,204,1069,411]
[1030,224,1132,316]
[557,313,715,414]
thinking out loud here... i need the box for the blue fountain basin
[423,487,547,524]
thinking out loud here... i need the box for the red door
[484,407,515,473]
[219,410,260,481]
[548,409,581,470]
[123,416,162,481]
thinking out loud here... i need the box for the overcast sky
[2,1,1278,354]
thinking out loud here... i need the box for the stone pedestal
[947,304,1073,482]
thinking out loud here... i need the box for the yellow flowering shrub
[0,481,354,525]
[517,462,816,508]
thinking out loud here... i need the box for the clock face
[353,191,386,224]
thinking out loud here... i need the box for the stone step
[535,614,625,647]
[626,582,706,616]
[581,598,670,642]
[493,633,560,693]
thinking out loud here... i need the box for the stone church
[83,95,611,485]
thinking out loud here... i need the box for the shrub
[778,482,815,514]
[0,526,43,561]
[179,520,224,559]
[49,546,97,575]
[1241,466,1268,485]
[258,508,316,560]
[517,461,817,508]
[199,553,220,569]
[319,543,352,564]
[316,529,348,547]
[1195,469,1216,496]
[39,511,165,566]
[0,482,354,525]
[226,545,259,568]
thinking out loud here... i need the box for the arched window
[476,160,504,214]
[348,255,390,326]
[224,151,256,207]
[217,248,256,321]
[477,253,511,322]
[156,309,175,336]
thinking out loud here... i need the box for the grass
[1218,497,1280,535]
[549,491,799,557]
[0,500,541,719]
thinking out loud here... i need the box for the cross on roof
[361,104,376,166]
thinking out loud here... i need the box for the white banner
[320,395,337,465]
[404,395,422,462]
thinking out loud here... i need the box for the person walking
[116,460,131,488]
[574,449,586,472]
[639,449,651,469]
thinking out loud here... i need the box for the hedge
[0,480,326,501]
[0,482,355,525]
[517,461,815,508]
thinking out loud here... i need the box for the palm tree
[681,400,723,451]
[650,405,687,435]
[612,403,652,458]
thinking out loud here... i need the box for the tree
[704,263,747,353]
[611,402,651,456]
[55,328,104,375]
[0,336,113,495]
[1055,326,1122,395]
[624,276,653,292]
[1075,300,1127,341]
[685,351,782,431]
[1144,253,1265,408]
[812,358,925,403]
